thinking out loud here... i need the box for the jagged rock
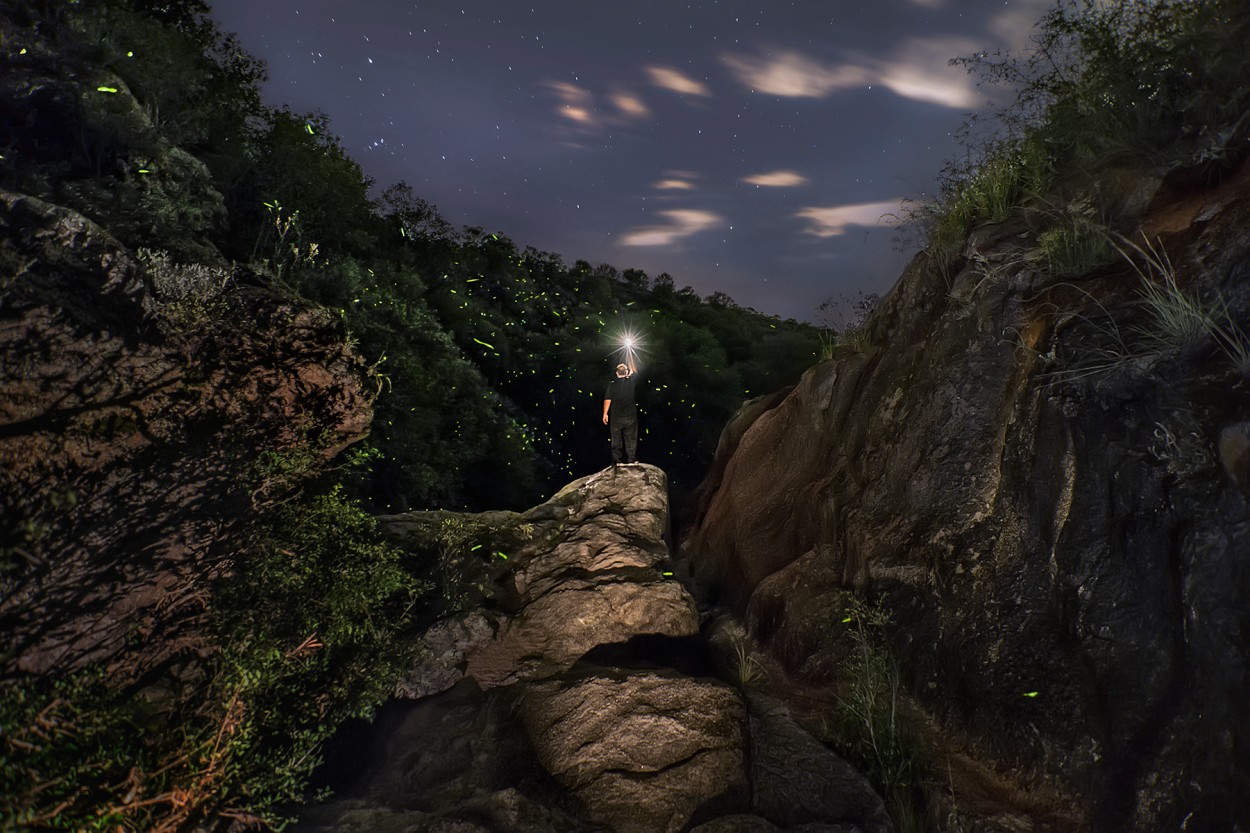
[519,668,748,833]
[395,612,497,699]
[465,578,697,688]
[747,696,890,833]
[339,681,557,814]
[683,162,1250,830]
[689,816,781,833]
[294,682,596,833]
[0,188,372,678]
[302,468,745,833]
[383,465,697,691]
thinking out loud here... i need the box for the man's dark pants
[610,416,638,463]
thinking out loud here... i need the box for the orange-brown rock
[0,188,373,679]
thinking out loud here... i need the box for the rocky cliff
[0,187,373,680]
[297,464,890,833]
[683,163,1250,830]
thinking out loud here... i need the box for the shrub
[928,137,1053,254]
[929,0,1250,252]
[0,485,427,831]
[829,597,928,832]
[1034,205,1112,280]
[1117,234,1250,372]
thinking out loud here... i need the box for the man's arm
[602,397,611,425]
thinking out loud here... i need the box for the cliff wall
[0,188,373,680]
[683,163,1250,831]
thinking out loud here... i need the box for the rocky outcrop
[0,188,373,678]
[683,161,1250,830]
[299,465,888,833]
[521,670,747,833]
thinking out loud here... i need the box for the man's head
[615,363,629,378]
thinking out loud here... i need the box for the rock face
[299,466,888,833]
[0,188,373,679]
[683,162,1250,831]
[521,670,747,833]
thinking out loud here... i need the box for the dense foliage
[925,0,1250,253]
[1,487,421,831]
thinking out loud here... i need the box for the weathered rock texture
[684,161,1250,831]
[300,466,887,833]
[0,188,373,679]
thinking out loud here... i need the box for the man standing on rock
[602,356,639,464]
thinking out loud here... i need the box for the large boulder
[520,669,748,833]
[305,466,753,833]
[382,465,698,692]
[683,162,1250,830]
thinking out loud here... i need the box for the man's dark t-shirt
[605,376,637,422]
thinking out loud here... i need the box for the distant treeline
[1,0,820,516]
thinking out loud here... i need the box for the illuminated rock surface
[297,465,888,833]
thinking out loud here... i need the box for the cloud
[988,0,1053,50]
[645,66,712,97]
[543,82,651,138]
[743,170,809,187]
[722,39,984,109]
[795,200,902,237]
[909,0,944,7]
[653,170,699,190]
[621,209,722,246]
[722,51,870,98]
[545,80,596,125]
[610,90,650,119]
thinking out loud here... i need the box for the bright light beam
[610,326,647,369]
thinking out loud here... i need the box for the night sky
[207,0,1052,321]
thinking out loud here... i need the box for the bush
[929,0,1250,251]
[0,485,426,831]
[829,597,928,833]
[139,247,233,328]
[930,137,1053,253]
[1034,205,1112,280]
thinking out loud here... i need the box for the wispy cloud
[653,170,700,191]
[723,51,870,98]
[545,80,596,125]
[610,89,650,119]
[645,66,712,97]
[743,170,809,187]
[795,200,902,237]
[543,81,651,137]
[621,209,722,246]
[722,39,983,109]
